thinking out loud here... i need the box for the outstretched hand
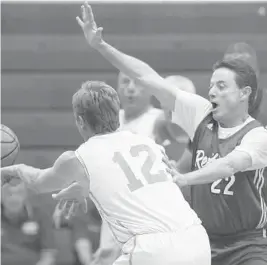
[1,165,22,187]
[52,182,88,221]
[76,1,103,48]
[162,154,188,187]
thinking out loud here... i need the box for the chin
[211,112,225,124]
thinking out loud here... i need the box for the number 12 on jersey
[113,144,169,192]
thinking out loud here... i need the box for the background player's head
[164,75,196,120]
[209,58,257,127]
[117,72,151,117]
[223,42,262,118]
[72,81,120,140]
[223,42,259,78]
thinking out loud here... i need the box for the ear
[77,115,86,129]
[240,86,252,102]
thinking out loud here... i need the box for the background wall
[2,2,267,168]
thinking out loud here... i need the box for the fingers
[85,2,93,22]
[76,16,84,28]
[52,183,76,200]
[81,5,86,21]
[166,167,176,177]
[81,198,88,213]
[65,201,76,220]
[162,156,173,170]
[96,27,103,37]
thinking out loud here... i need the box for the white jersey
[76,131,200,245]
[119,107,163,140]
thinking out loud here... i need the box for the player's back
[76,130,200,244]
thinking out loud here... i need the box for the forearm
[17,165,71,194]
[96,40,158,82]
[183,159,235,186]
[182,150,253,185]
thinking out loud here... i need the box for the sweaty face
[117,73,150,113]
[209,68,245,126]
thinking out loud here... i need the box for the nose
[125,80,136,95]
[208,85,216,100]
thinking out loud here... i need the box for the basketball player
[1,81,211,265]
[75,3,267,264]
[93,71,163,265]
[118,71,163,138]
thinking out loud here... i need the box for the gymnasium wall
[2,2,267,168]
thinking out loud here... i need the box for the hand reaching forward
[52,182,88,221]
[76,1,103,48]
[162,155,188,187]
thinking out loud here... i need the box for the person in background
[53,199,100,265]
[1,180,56,265]
[117,71,163,137]
[154,75,196,164]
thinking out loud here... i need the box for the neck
[219,114,250,128]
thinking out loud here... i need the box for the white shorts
[113,224,211,265]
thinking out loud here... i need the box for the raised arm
[76,2,210,123]
[1,151,89,194]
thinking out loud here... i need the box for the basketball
[1,124,20,167]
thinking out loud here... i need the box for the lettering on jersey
[195,149,235,196]
[210,176,236,196]
[195,150,220,169]
[113,144,169,192]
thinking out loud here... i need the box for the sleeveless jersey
[119,107,162,140]
[76,131,200,245]
[191,114,267,236]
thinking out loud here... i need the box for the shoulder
[241,126,267,145]
[147,107,164,117]
[55,151,78,165]
[55,151,85,175]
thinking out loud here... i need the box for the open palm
[76,2,103,48]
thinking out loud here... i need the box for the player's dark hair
[223,43,262,118]
[72,81,120,134]
[213,58,258,114]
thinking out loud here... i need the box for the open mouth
[211,102,218,110]
[126,96,136,103]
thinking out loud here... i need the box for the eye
[121,79,130,85]
[218,82,226,90]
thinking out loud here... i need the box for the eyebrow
[210,80,227,85]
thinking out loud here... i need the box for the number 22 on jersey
[113,144,169,192]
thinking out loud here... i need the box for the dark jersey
[154,120,190,162]
[191,114,267,236]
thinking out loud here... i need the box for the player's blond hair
[72,81,120,134]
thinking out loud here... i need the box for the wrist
[179,173,190,186]
[92,39,105,50]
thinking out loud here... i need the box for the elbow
[222,159,238,178]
